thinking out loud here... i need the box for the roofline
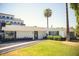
[0,13,14,16]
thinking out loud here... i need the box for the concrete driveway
[0,40,41,54]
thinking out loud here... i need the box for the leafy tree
[70,3,79,36]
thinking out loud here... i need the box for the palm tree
[66,3,70,41]
[44,8,52,37]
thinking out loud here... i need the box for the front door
[34,31,38,40]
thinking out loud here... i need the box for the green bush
[47,35,62,40]
[47,35,53,39]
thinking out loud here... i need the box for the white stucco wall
[16,31,46,40]
[38,31,46,39]
[16,31,34,39]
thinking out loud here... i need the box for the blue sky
[0,3,76,28]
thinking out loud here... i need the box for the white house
[0,13,75,41]
[0,13,24,25]
[2,25,75,41]
[2,25,47,40]
[49,28,66,38]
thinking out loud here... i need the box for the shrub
[47,35,62,40]
[47,35,53,39]
[53,36,62,40]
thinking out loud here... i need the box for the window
[49,31,51,35]
[0,16,5,19]
[56,31,59,35]
[0,16,1,19]
[17,22,19,24]
[6,16,9,19]
[14,22,17,24]
[5,31,15,39]
[21,23,23,25]
[11,17,13,19]
[2,16,5,19]
[49,31,59,36]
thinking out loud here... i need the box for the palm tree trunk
[47,17,49,36]
[66,3,70,41]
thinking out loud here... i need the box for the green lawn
[1,40,79,56]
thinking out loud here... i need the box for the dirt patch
[62,41,79,47]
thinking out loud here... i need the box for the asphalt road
[0,40,41,55]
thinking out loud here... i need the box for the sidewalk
[62,41,79,47]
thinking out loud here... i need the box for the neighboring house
[69,27,76,39]
[0,13,24,25]
[49,27,76,39]
[49,28,66,38]
[0,13,25,42]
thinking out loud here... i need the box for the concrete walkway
[62,41,79,47]
[0,40,41,54]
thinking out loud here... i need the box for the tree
[70,3,79,37]
[44,8,52,36]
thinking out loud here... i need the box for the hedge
[47,35,62,40]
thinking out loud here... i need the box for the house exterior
[49,28,66,38]
[2,25,47,40]
[0,25,75,42]
[0,13,24,25]
[1,25,75,40]
[0,13,76,42]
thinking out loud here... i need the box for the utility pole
[66,3,70,41]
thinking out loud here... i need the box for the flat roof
[2,25,74,32]
[2,25,47,31]
[0,13,14,16]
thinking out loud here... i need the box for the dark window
[1,22,6,27]
[11,17,13,19]
[14,22,17,24]
[0,16,2,19]
[17,22,20,24]
[21,23,23,25]
[49,31,59,36]
[2,16,5,19]
[5,31,16,39]
[56,31,59,35]
[6,17,9,19]
[34,31,38,39]
[49,31,51,35]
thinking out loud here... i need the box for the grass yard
[1,40,79,56]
